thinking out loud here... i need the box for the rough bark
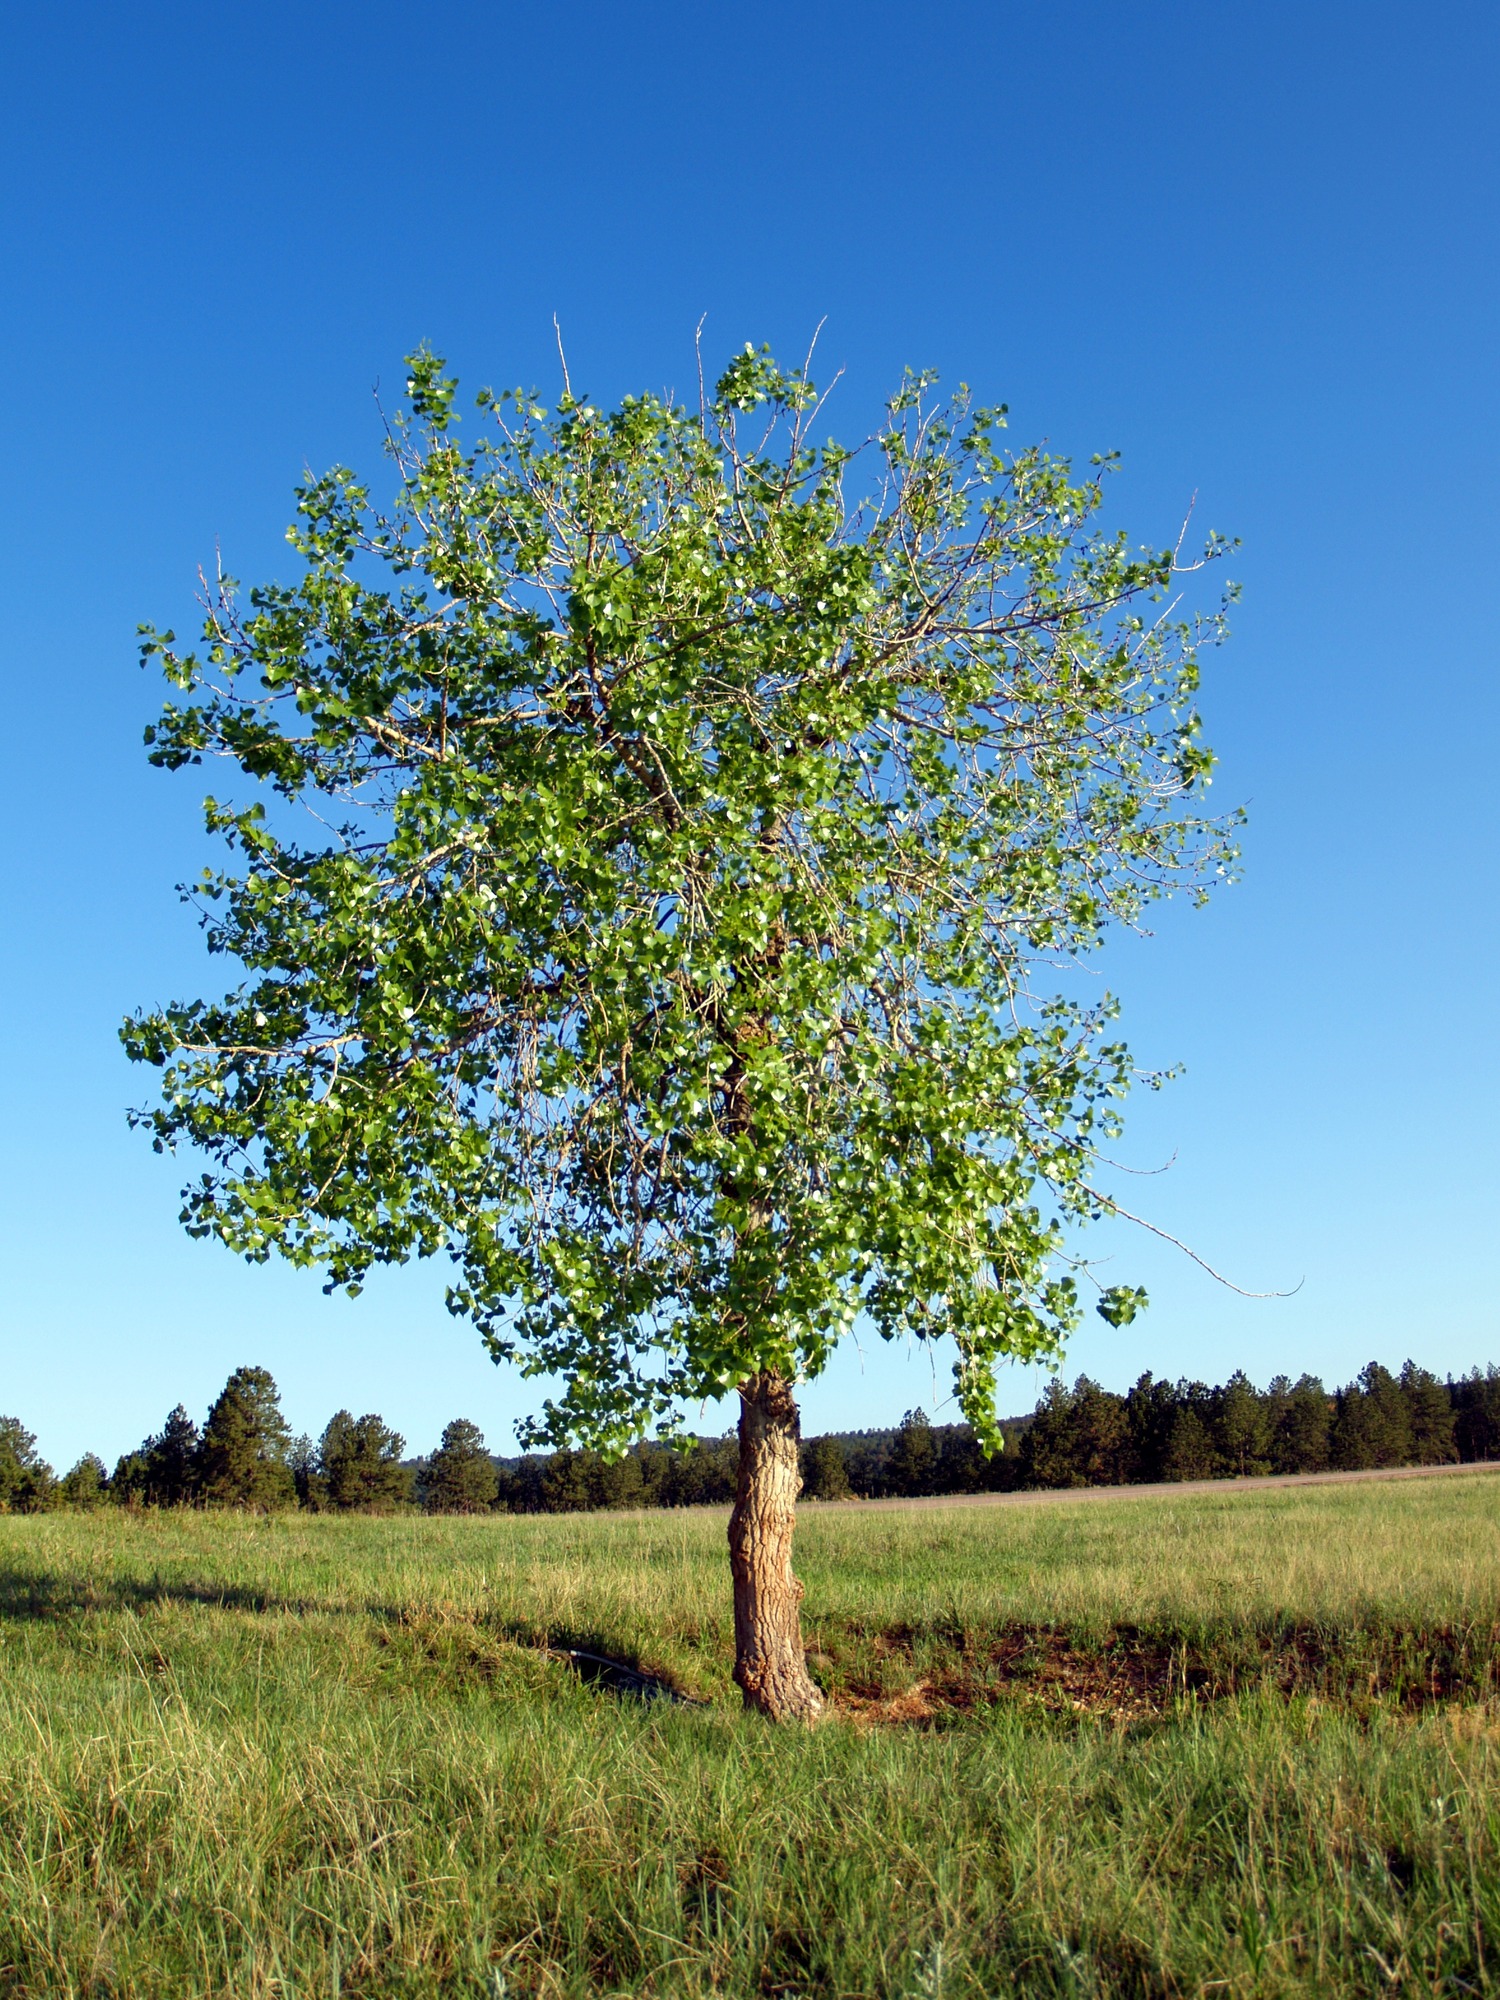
[728,1371,825,1723]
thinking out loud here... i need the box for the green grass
[1,1475,1498,1997]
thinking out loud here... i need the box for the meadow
[0,1473,1497,1998]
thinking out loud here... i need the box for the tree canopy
[318,1409,411,1511]
[125,340,1237,1457]
[0,1417,53,1513]
[196,1365,295,1509]
[418,1418,501,1514]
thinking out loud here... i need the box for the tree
[1331,1362,1414,1471]
[1213,1370,1271,1477]
[591,1447,646,1510]
[800,1434,851,1501]
[1161,1397,1220,1482]
[936,1422,993,1494]
[59,1454,110,1509]
[1454,1367,1500,1461]
[288,1432,324,1508]
[0,1418,54,1512]
[125,341,1235,1719]
[318,1410,412,1510]
[634,1440,675,1506]
[114,1403,203,1507]
[497,1456,548,1514]
[888,1408,938,1496]
[419,1418,501,1513]
[197,1366,296,1509]
[538,1447,595,1513]
[1019,1378,1086,1488]
[1124,1371,1178,1483]
[1269,1374,1332,1474]
[1399,1361,1457,1466]
[659,1435,738,1508]
[1067,1376,1132,1486]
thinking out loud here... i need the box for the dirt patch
[835,1626,1193,1726]
[828,1620,1500,1727]
[383,1608,1498,1727]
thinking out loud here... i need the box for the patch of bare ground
[378,1605,1500,1728]
[825,1621,1500,1727]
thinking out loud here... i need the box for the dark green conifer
[1214,1370,1272,1476]
[1331,1363,1414,1470]
[1068,1378,1132,1486]
[889,1409,939,1496]
[0,1417,55,1512]
[418,1418,500,1513]
[1400,1362,1457,1465]
[801,1435,852,1500]
[540,1447,594,1513]
[59,1454,109,1509]
[1124,1372,1178,1483]
[1270,1375,1333,1473]
[1161,1400,1219,1481]
[197,1366,296,1509]
[1454,1367,1500,1460]
[318,1411,411,1511]
[114,1410,193,1507]
[150,1408,204,1504]
[1019,1380,1084,1488]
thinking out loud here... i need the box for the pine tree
[635,1442,674,1507]
[937,1424,995,1494]
[1454,1367,1500,1461]
[540,1448,594,1513]
[59,1454,109,1509]
[1162,1401,1220,1482]
[418,1419,500,1513]
[318,1411,411,1511]
[1214,1370,1272,1476]
[801,1435,852,1501]
[1019,1380,1084,1488]
[287,1433,324,1508]
[1069,1378,1132,1486]
[150,1405,202,1504]
[1400,1362,1457,1465]
[113,1404,201,1507]
[1124,1372,1178,1484]
[592,1450,647,1510]
[889,1409,939,1496]
[663,1437,739,1507]
[197,1367,296,1509]
[1270,1375,1333,1473]
[0,1417,54,1512]
[1331,1363,1415,1470]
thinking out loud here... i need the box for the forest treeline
[2,1359,1498,1516]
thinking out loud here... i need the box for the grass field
[1,1474,1497,1998]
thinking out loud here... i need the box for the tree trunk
[728,1371,825,1723]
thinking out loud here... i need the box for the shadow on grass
[0,1568,333,1620]
[549,1641,706,1705]
[487,1619,708,1705]
[0,1569,707,1707]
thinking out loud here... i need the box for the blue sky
[2,1,1496,1472]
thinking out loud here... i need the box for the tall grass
[1,1474,1496,1996]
